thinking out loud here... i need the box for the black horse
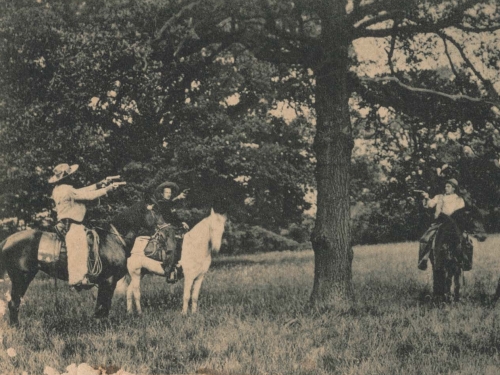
[426,208,486,302]
[0,201,168,326]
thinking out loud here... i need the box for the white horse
[122,208,226,315]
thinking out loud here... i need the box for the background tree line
[0,0,316,253]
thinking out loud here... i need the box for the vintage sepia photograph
[1,0,500,374]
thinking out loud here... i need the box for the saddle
[131,235,173,265]
[419,218,474,272]
[37,228,102,277]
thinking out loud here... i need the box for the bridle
[147,206,171,242]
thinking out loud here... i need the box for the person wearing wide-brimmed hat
[49,163,121,288]
[152,181,189,283]
[417,179,465,271]
[116,180,189,284]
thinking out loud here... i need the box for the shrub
[221,222,301,254]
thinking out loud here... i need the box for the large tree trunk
[310,1,354,310]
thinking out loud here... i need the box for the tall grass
[1,236,500,374]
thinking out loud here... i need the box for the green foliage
[1,0,499,252]
[350,65,500,243]
[0,0,314,234]
[222,221,301,254]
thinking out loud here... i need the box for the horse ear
[210,208,215,216]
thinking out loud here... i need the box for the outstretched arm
[73,176,124,200]
[73,184,114,201]
[422,193,439,209]
[173,188,189,202]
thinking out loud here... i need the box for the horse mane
[434,214,462,260]
[110,201,149,235]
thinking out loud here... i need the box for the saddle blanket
[38,232,64,263]
[131,236,170,263]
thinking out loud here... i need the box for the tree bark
[310,0,354,310]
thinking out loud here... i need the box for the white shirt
[425,193,465,218]
[52,184,109,222]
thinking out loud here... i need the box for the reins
[110,224,127,246]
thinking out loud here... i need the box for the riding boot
[167,242,183,284]
[72,276,96,292]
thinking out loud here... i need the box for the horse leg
[182,276,195,315]
[190,274,206,314]
[126,255,142,315]
[494,278,500,302]
[444,269,453,303]
[453,270,461,302]
[128,270,142,315]
[125,282,138,314]
[8,271,37,327]
[94,276,117,319]
[432,266,445,301]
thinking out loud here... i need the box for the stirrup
[71,277,96,291]
[167,268,178,284]
[418,259,428,271]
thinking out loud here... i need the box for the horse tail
[209,208,226,253]
[115,274,131,296]
[0,239,7,280]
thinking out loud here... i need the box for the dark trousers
[164,226,182,269]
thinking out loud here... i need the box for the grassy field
[2,235,500,374]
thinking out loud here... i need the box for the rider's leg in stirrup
[165,229,183,283]
[66,222,94,289]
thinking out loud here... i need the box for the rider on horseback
[151,181,189,283]
[418,178,465,270]
[49,163,121,288]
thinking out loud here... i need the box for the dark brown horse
[430,209,486,302]
[0,201,168,326]
[429,214,463,302]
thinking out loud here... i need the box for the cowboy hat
[48,163,79,183]
[155,181,180,196]
[446,178,459,188]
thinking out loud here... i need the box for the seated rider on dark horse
[49,163,121,289]
[127,181,189,283]
[418,178,466,271]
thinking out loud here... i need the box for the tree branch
[439,31,499,102]
[352,75,500,124]
[352,0,481,39]
[155,0,202,41]
[455,24,500,33]
[347,0,393,25]
[440,36,460,80]
[360,76,500,107]
[385,19,399,75]
[354,11,399,30]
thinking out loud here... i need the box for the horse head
[208,208,227,252]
